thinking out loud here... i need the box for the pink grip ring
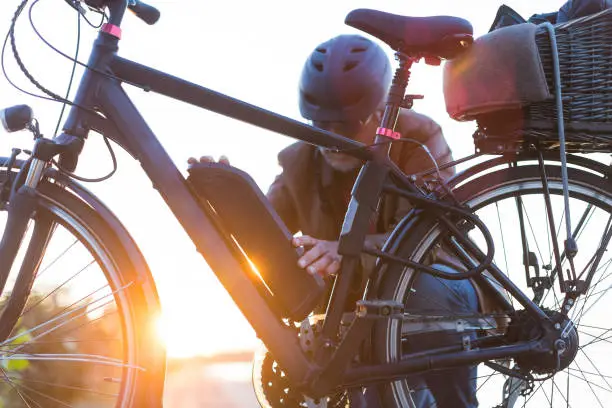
[376,127,401,140]
[101,23,122,39]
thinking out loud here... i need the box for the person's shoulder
[397,109,440,129]
[396,109,443,141]
[277,141,316,167]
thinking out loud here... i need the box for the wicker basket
[474,8,612,154]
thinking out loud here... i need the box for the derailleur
[494,375,535,408]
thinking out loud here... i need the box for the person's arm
[396,111,455,180]
[266,166,299,236]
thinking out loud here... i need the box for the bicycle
[1,0,612,407]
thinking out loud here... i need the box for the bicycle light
[0,104,33,133]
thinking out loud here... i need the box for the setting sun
[155,299,259,359]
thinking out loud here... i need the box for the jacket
[266,109,506,319]
[266,108,454,247]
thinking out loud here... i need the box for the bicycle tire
[0,167,164,407]
[373,161,612,408]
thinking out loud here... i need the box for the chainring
[252,317,349,408]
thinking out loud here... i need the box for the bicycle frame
[4,0,569,399]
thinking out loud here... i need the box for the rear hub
[508,309,579,374]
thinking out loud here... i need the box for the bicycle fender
[44,168,167,407]
[367,207,426,298]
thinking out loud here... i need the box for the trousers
[363,264,479,408]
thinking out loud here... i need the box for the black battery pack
[186,161,326,321]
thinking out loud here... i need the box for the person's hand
[292,235,342,278]
[187,155,230,165]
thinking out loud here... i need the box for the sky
[0,0,565,358]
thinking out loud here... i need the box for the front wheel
[0,167,164,407]
[375,161,612,408]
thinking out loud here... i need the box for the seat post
[374,52,416,152]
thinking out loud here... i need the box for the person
[190,34,479,408]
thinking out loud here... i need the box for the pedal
[355,300,404,319]
[186,161,326,321]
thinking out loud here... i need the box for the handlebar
[71,0,160,25]
[127,0,160,25]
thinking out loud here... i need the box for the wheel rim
[0,199,139,407]
[386,166,612,408]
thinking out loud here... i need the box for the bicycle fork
[0,156,54,342]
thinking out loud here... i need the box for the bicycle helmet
[298,34,392,123]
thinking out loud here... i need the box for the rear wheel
[376,161,612,407]
[0,167,163,407]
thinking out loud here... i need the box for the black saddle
[345,9,473,59]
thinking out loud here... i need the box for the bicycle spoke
[564,258,612,341]
[0,161,156,406]
[580,331,612,349]
[521,198,562,308]
[0,337,121,349]
[570,361,607,407]
[54,307,119,340]
[35,283,113,324]
[541,383,553,407]
[522,201,546,268]
[6,379,76,408]
[383,162,612,407]
[572,283,612,329]
[565,370,611,394]
[544,197,564,273]
[550,376,570,408]
[496,202,511,283]
[567,370,570,408]
[577,349,612,392]
[475,371,497,392]
[21,260,95,317]
[540,203,596,309]
[567,367,612,381]
[2,352,144,370]
[579,215,612,283]
[4,375,118,398]
[575,263,612,306]
[0,367,37,408]
[34,239,78,281]
[523,379,546,406]
[1,282,131,353]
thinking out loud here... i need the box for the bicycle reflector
[0,105,33,133]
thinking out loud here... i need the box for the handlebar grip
[128,1,160,25]
[0,105,33,133]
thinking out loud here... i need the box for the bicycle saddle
[345,8,473,59]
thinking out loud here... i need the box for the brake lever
[64,0,88,16]
[66,0,160,26]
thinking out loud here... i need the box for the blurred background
[0,0,565,406]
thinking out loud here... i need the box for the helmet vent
[303,93,318,105]
[343,61,358,72]
[350,47,367,53]
[315,47,327,54]
[312,62,324,72]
